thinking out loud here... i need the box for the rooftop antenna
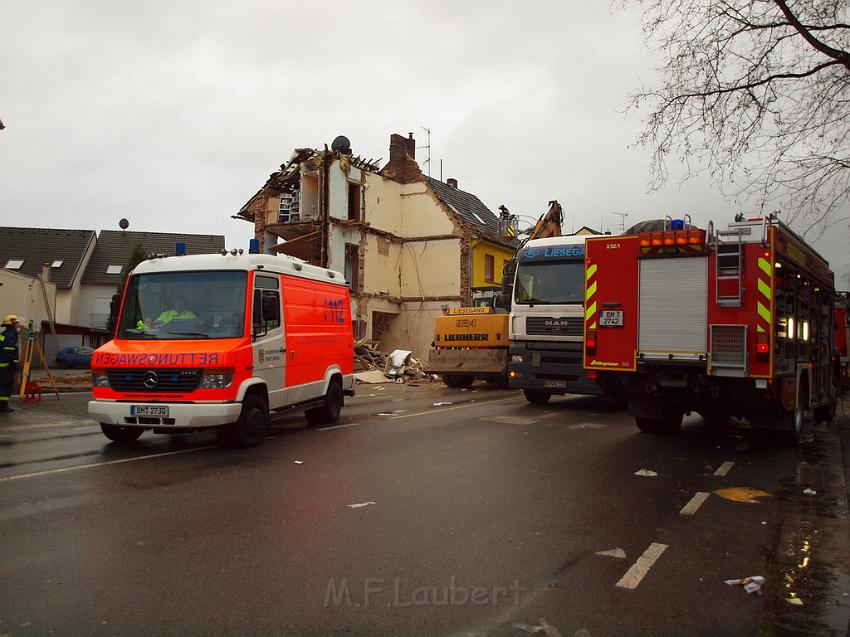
[611,212,629,233]
[418,126,431,176]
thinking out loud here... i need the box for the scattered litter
[433,401,452,406]
[714,487,770,504]
[377,412,394,416]
[347,501,376,509]
[634,469,658,477]
[761,521,767,525]
[802,488,817,496]
[724,576,765,595]
[513,618,562,637]
[595,548,627,559]
[293,460,304,465]
[786,597,804,606]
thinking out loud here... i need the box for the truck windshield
[117,271,248,340]
[514,261,584,305]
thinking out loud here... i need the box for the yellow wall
[471,240,515,288]
[400,239,461,298]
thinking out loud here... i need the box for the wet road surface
[0,385,848,636]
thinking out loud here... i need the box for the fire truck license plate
[131,405,169,417]
[599,310,624,327]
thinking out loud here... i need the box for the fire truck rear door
[638,257,708,361]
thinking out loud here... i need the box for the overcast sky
[1,1,847,286]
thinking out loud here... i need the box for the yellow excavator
[426,201,564,388]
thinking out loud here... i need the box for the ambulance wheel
[231,393,269,447]
[635,414,682,435]
[523,389,551,404]
[306,379,343,425]
[101,424,143,443]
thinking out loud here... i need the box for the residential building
[237,132,516,356]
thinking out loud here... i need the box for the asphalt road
[0,384,848,637]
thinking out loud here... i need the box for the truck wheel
[813,394,837,423]
[306,379,343,425]
[635,413,682,434]
[101,424,143,443]
[783,401,805,445]
[443,375,473,389]
[523,389,551,404]
[231,393,269,447]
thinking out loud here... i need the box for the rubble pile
[353,340,438,385]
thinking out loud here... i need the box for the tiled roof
[0,227,96,289]
[82,230,225,285]
[424,177,505,242]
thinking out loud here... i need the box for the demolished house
[236,132,516,358]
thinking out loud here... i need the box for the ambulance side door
[252,274,286,409]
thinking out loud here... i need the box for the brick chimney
[446,178,458,189]
[382,132,423,185]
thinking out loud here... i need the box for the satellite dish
[331,135,352,155]
[119,218,129,230]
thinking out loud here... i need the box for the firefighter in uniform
[0,315,21,412]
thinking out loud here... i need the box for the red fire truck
[583,215,838,442]
[836,291,850,389]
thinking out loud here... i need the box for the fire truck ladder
[716,229,744,307]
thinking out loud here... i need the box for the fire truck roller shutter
[638,257,708,360]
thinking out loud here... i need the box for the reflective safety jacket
[0,327,20,376]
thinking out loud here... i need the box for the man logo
[523,248,541,259]
[143,371,158,389]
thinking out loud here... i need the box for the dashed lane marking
[0,445,218,483]
[679,491,711,516]
[714,461,734,477]
[615,542,668,589]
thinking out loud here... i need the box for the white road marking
[0,445,218,483]
[680,491,711,516]
[596,547,627,559]
[316,422,362,431]
[388,397,518,420]
[615,542,668,589]
[4,420,94,432]
[347,501,376,508]
[714,461,734,477]
[481,416,540,425]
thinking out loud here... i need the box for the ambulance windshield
[514,261,585,305]
[117,271,247,340]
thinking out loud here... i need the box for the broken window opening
[347,182,361,221]
[484,254,495,283]
[344,244,360,292]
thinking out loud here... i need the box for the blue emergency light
[670,219,685,230]
[249,239,260,254]
[175,242,186,256]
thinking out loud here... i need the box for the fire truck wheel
[231,393,269,447]
[634,414,682,435]
[306,379,343,425]
[813,396,837,423]
[523,389,551,404]
[100,424,144,443]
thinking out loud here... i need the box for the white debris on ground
[634,469,658,477]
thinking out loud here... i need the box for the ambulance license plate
[131,405,169,417]
[599,310,624,327]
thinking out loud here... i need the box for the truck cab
[508,236,601,403]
